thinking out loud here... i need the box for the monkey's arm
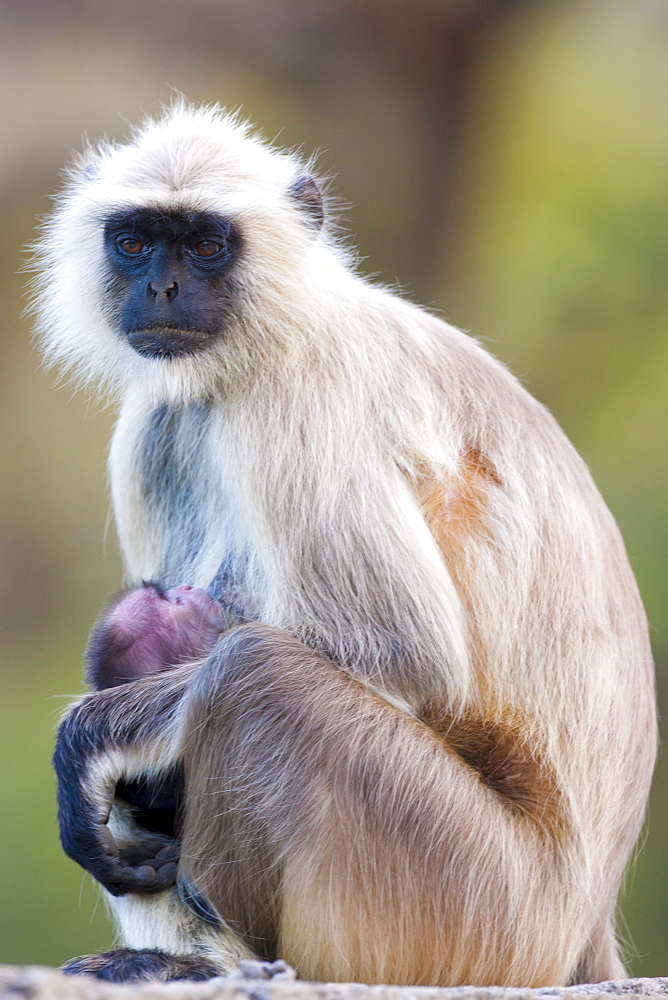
[54,664,196,896]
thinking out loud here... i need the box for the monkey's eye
[191,240,223,258]
[117,238,148,256]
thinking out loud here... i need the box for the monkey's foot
[61,948,223,983]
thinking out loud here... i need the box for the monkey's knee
[188,622,307,708]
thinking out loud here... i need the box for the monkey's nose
[147,280,179,301]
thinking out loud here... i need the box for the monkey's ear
[289,175,325,230]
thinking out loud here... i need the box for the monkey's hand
[53,674,191,896]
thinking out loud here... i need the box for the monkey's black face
[103,209,240,359]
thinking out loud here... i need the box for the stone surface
[0,968,666,1000]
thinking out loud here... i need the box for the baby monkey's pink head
[86,582,224,690]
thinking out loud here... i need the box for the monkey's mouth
[127,326,215,359]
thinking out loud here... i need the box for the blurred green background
[0,0,666,977]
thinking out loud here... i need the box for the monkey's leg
[180,624,584,988]
[62,880,255,983]
[54,665,254,981]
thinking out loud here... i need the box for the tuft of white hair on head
[29,100,346,404]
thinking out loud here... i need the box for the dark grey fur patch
[208,557,252,625]
[139,402,211,584]
[289,174,324,229]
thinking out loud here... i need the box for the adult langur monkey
[33,103,656,987]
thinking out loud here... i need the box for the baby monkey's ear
[289,174,325,230]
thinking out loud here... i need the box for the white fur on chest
[110,394,259,606]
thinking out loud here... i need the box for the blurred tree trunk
[345,0,526,288]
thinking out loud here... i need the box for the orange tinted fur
[418,449,501,548]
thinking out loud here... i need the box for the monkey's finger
[102,864,160,895]
[118,837,180,869]
[98,854,179,895]
[129,856,179,888]
[118,846,148,866]
[125,861,178,892]
[98,824,120,858]
[154,843,180,863]
[155,861,178,884]
[131,864,160,885]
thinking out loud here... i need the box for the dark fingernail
[156,861,178,882]
[133,865,158,882]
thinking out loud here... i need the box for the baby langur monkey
[82,582,227,899]
[86,582,225,691]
